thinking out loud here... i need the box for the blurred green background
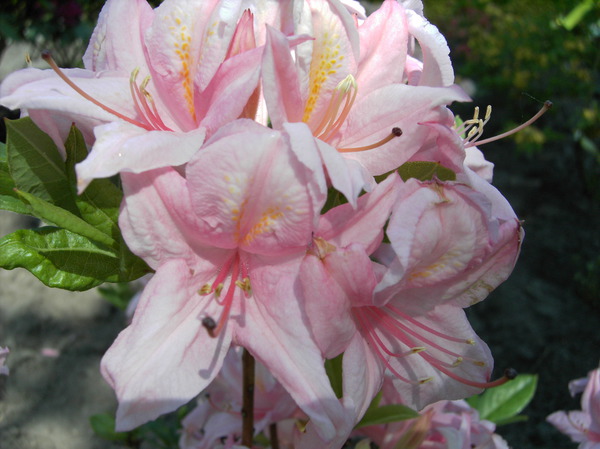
[0,0,598,448]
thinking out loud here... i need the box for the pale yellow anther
[419,377,434,384]
[198,284,212,295]
[235,277,252,294]
[411,346,426,354]
[130,67,140,83]
[215,283,224,297]
[336,74,357,94]
[473,360,487,367]
[452,357,464,367]
[466,338,476,345]
[141,75,151,91]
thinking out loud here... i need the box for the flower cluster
[0,0,525,447]
[547,365,600,449]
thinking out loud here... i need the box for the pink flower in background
[358,377,509,449]
[0,0,263,191]
[0,347,9,376]
[179,347,300,449]
[547,366,600,449]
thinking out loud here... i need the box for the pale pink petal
[583,369,600,436]
[547,411,591,444]
[261,26,305,129]
[317,173,399,253]
[465,146,494,183]
[101,259,232,431]
[144,0,235,130]
[83,0,153,72]
[405,9,454,87]
[118,168,214,269]
[300,253,358,358]
[76,122,206,192]
[342,333,385,424]
[376,179,521,312]
[357,0,408,95]
[197,46,263,134]
[339,84,469,175]
[186,125,315,255]
[235,255,347,443]
[301,0,359,129]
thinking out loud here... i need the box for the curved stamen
[465,101,552,148]
[338,127,403,153]
[42,51,154,131]
[312,75,358,140]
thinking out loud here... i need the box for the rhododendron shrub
[0,0,550,447]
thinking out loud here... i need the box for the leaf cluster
[0,117,150,291]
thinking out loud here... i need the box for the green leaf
[64,125,123,239]
[0,141,33,215]
[356,404,419,429]
[325,354,344,399]
[397,161,457,183]
[89,413,128,442]
[6,117,79,214]
[466,374,538,425]
[0,227,123,291]
[558,0,595,30]
[15,190,116,247]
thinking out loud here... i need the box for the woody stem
[242,348,255,446]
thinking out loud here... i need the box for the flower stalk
[242,348,256,447]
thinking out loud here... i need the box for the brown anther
[392,127,403,137]
[504,367,518,380]
[202,316,217,337]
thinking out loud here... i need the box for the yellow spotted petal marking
[169,12,196,122]
[303,31,345,123]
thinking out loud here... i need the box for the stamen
[312,75,358,140]
[41,51,153,131]
[338,127,402,153]
[465,101,552,148]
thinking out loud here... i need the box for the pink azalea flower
[261,0,469,177]
[179,346,300,449]
[0,0,264,191]
[296,174,521,448]
[547,366,600,449]
[101,121,348,442]
[358,377,509,449]
[0,347,9,376]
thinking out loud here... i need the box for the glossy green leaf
[0,141,32,215]
[397,161,457,183]
[16,190,116,247]
[64,125,123,239]
[6,117,79,214]
[89,413,128,442]
[0,227,123,290]
[467,374,538,425]
[325,354,344,399]
[356,404,419,429]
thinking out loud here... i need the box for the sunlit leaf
[15,190,116,247]
[325,354,344,399]
[6,117,78,214]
